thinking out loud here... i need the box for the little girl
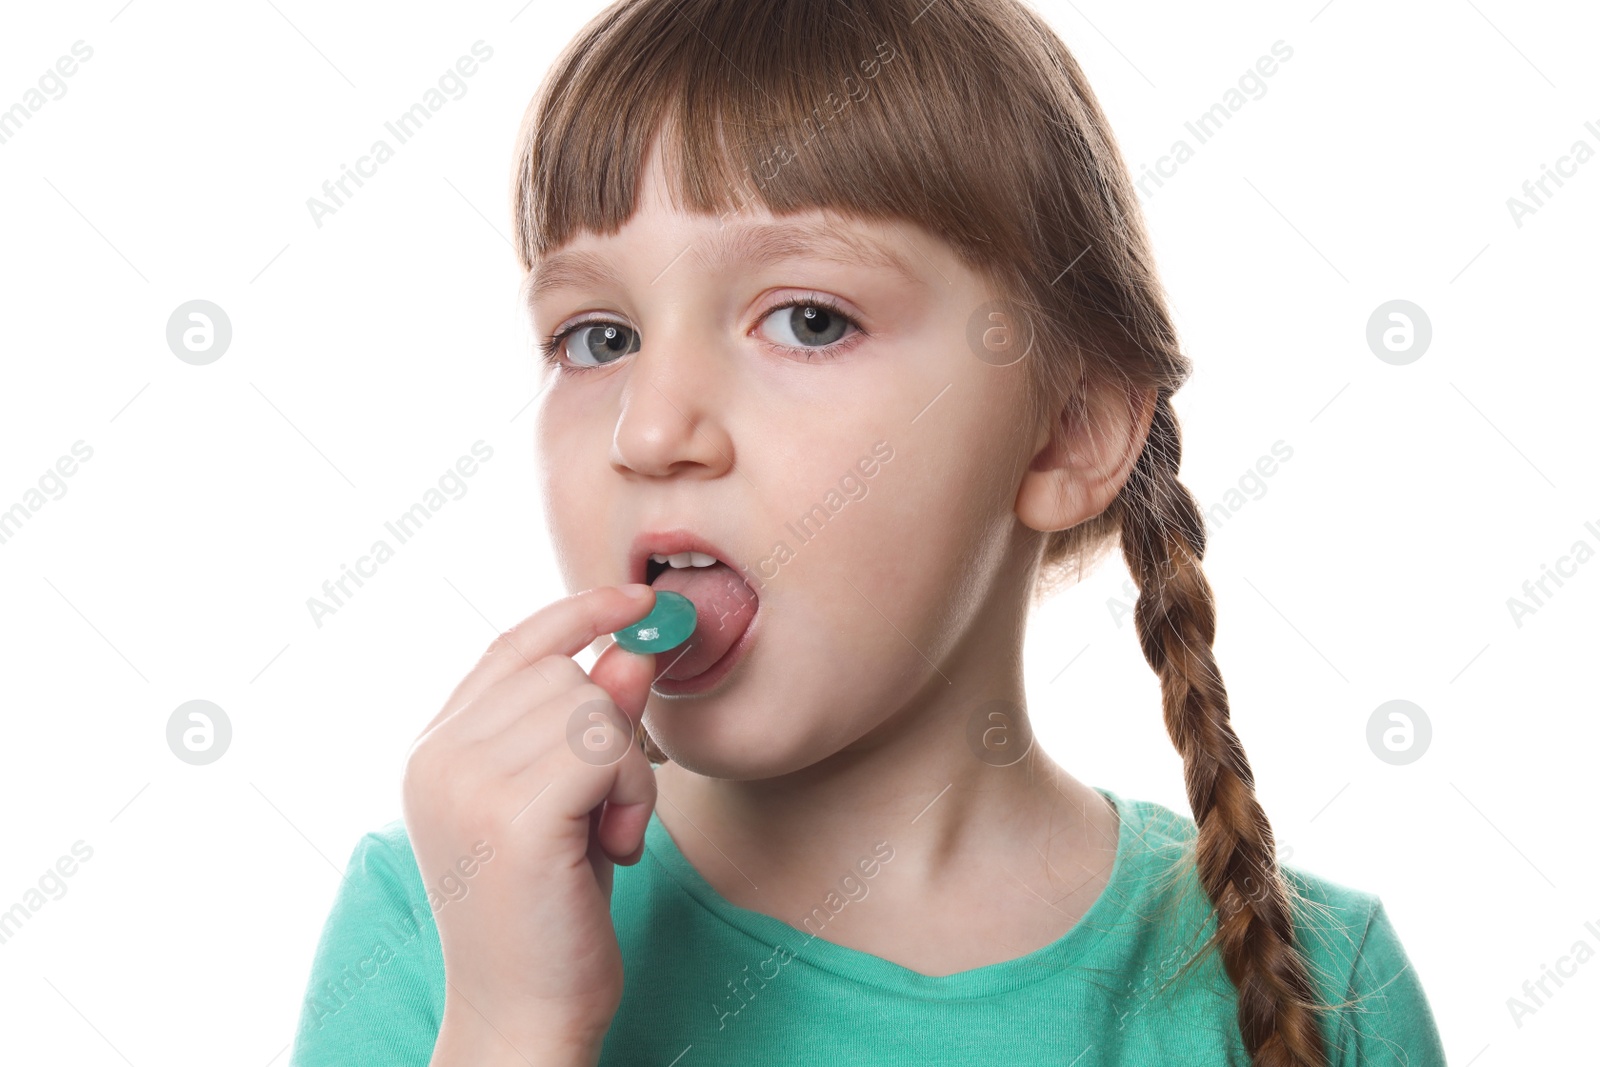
[290,1,1447,1064]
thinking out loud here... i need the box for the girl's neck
[651,724,1120,968]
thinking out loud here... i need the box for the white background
[1,0,1595,1063]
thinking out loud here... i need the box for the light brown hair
[510,1,1331,1062]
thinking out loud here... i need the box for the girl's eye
[756,298,860,353]
[540,322,641,369]
[538,296,862,370]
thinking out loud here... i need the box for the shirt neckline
[641,784,1136,1000]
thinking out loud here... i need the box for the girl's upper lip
[627,528,749,588]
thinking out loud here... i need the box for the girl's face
[531,140,1048,779]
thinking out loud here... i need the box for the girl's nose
[609,330,736,481]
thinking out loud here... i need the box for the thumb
[589,638,657,724]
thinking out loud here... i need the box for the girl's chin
[643,721,821,781]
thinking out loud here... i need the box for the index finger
[419,583,656,739]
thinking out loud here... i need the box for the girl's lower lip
[650,601,760,697]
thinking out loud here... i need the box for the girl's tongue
[648,561,758,680]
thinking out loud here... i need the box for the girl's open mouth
[627,531,764,697]
[645,553,760,694]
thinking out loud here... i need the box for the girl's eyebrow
[529,222,923,301]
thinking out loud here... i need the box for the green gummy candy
[613,590,696,653]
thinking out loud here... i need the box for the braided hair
[1116,393,1329,1065]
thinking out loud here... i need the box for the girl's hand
[402,585,660,1062]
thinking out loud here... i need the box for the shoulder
[311,815,440,962]
[358,817,423,875]
[288,818,444,1067]
[344,817,434,910]
[1103,789,1448,1066]
[1104,789,1393,955]
[1277,862,1447,1065]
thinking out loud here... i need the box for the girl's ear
[1015,380,1157,533]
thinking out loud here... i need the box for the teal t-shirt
[288,785,1446,1065]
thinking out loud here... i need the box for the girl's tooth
[649,549,718,568]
